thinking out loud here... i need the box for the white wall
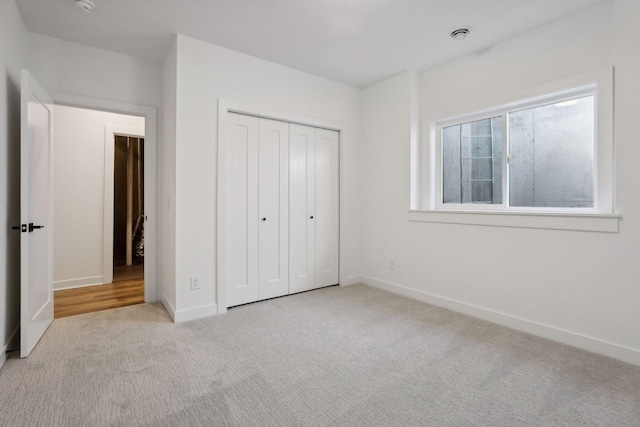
[25,33,162,108]
[52,105,144,290]
[172,35,362,320]
[0,0,26,367]
[361,0,640,365]
[362,69,415,289]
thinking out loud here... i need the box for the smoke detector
[74,0,95,13]
[450,28,470,40]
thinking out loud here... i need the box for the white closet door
[226,113,260,306]
[258,118,289,300]
[289,124,316,293]
[315,128,340,287]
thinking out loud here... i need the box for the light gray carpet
[1,284,639,426]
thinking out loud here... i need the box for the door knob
[310,216,314,219]
[28,223,44,232]
[261,218,267,221]
[11,224,27,232]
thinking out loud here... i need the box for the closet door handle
[261,218,267,222]
[309,216,314,219]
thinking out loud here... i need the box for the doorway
[113,135,145,283]
[17,77,159,356]
[52,105,147,318]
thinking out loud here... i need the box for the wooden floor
[54,279,145,319]
[113,263,144,282]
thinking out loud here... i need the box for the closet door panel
[289,124,316,293]
[315,128,340,287]
[226,113,260,306]
[258,118,289,300]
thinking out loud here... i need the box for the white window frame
[410,67,619,233]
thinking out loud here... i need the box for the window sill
[408,209,620,233]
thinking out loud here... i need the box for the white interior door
[226,113,260,306]
[314,128,340,287]
[20,70,54,358]
[258,118,289,300]
[289,124,316,293]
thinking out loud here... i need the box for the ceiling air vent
[74,0,95,13]
[450,28,470,40]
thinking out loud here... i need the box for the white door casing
[20,70,54,358]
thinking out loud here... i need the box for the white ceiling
[16,0,605,88]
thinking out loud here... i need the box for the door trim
[103,126,145,285]
[54,93,158,303]
[217,99,344,314]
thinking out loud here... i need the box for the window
[509,96,594,208]
[411,69,617,232]
[439,93,595,210]
[442,116,503,205]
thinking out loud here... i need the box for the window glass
[443,117,503,204]
[509,96,594,208]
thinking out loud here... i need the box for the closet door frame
[217,99,344,314]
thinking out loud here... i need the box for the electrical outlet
[389,258,396,270]
[190,275,201,290]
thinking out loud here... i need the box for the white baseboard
[158,293,176,322]
[342,275,364,286]
[1,327,20,371]
[54,276,104,291]
[174,303,218,323]
[359,275,640,367]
